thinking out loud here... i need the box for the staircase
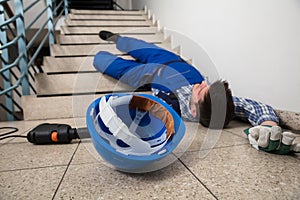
[22,9,181,121]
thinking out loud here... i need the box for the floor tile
[180,145,300,199]
[54,162,216,200]
[0,166,66,200]
[71,141,100,165]
[0,141,79,172]
[172,122,249,160]
[71,141,182,173]
[223,120,252,137]
[186,122,248,151]
[71,122,250,170]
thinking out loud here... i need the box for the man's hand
[244,126,300,154]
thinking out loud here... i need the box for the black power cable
[0,127,27,140]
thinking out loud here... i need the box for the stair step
[65,19,153,27]
[51,44,118,57]
[35,73,133,96]
[56,33,164,45]
[68,13,147,20]
[50,42,173,57]
[43,55,134,73]
[22,91,151,120]
[43,57,189,74]
[22,94,99,120]
[70,9,144,15]
[60,26,158,35]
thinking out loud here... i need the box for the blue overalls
[93,36,205,115]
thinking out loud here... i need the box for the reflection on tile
[0,166,66,200]
[223,120,252,137]
[0,142,78,171]
[173,122,249,158]
[73,141,184,173]
[180,145,300,199]
[54,162,215,200]
[71,141,100,165]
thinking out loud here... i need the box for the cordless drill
[27,123,89,144]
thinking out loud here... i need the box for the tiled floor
[0,119,299,199]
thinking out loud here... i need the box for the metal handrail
[0,0,69,121]
[0,13,21,29]
[23,0,40,13]
[26,19,49,50]
[1,72,26,95]
[0,33,22,50]
[25,6,49,31]
[27,31,51,68]
[0,52,25,74]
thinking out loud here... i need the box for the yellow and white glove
[244,125,300,154]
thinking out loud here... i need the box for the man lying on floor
[93,30,299,155]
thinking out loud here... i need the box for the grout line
[0,164,68,173]
[223,129,248,139]
[51,141,81,200]
[178,158,219,200]
[184,143,249,154]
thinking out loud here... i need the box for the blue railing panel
[46,0,55,46]
[0,3,13,120]
[0,0,69,120]
[14,0,29,96]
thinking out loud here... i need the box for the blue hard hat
[86,93,185,173]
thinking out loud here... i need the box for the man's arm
[234,96,300,154]
[232,96,280,126]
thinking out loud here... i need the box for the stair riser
[23,91,151,120]
[22,95,97,120]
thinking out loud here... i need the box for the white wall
[132,0,300,112]
[116,0,132,10]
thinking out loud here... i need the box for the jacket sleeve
[233,96,279,126]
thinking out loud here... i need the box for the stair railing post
[64,0,69,18]
[0,3,14,121]
[14,0,29,96]
[46,0,54,46]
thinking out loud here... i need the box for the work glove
[244,125,300,155]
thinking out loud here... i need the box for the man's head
[190,80,235,129]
